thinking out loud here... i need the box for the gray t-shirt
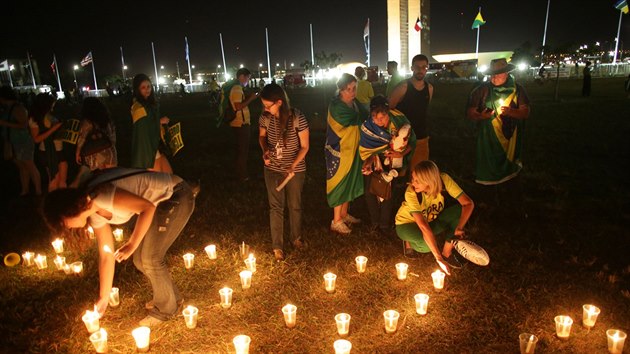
[89,172,177,229]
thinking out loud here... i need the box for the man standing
[230,68,259,182]
[389,54,433,171]
[385,61,404,98]
[354,66,374,111]
[582,61,592,97]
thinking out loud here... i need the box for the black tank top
[396,79,430,139]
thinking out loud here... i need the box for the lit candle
[87,226,95,239]
[53,256,66,270]
[431,270,445,290]
[282,304,297,328]
[22,251,34,266]
[414,294,429,315]
[554,315,573,339]
[395,263,408,280]
[109,287,120,307]
[244,254,257,273]
[355,256,367,273]
[183,253,195,269]
[324,273,337,293]
[239,241,249,259]
[51,238,64,253]
[335,313,351,336]
[34,254,47,270]
[333,339,352,354]
[89,328,108,353]
[518,333,538,354]
[607,329,627,354]
[62,264,73,274]
[219,287,233,308]
[131,326,150,352]
[71,261,83,274]
[582,304,600,329]
[240,270,252,290]
[182,305,198,329]
[383,310,400,334]
[82,309,100,333]
[112,228,123,242]
[233,334,251,354]
[204,244,217,259]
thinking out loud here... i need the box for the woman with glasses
[258,83,309,261]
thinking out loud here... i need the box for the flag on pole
[51,61,56,73]
[363,18,369,38]
[120,46,125,66]
[185,37,190,61]
[471,11,486,29]
[615,0,629,14]
[0,60,8,71]
[414,17,422,31]
[81,52,93,67]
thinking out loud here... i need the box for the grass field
[0,77,629,353]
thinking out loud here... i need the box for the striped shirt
[259,108,308,173]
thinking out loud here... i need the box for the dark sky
[1,0,628,84]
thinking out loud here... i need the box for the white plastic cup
[182,305,199,329]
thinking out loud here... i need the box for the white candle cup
[324,273,337,293]
[112,228,124,242]
[108,287,120,307]
[89,328,108,353]
[282,304,297,328]
[333,339,352,354]
[233,335,251,354]
[395,263,408,280]
[554,315,573,339]
[183,253,195,269]
[62,264,73,274]
[244,254,257,273]
[219,287,233,308]
[239,242,249,259]
[131,326,150,352]
[22,251,34,266]
[355,256,367,273]
[71,261,83,274]
[82,310,100,333]
[182,305,199,329]
[582,304,601,329]
[414,294,429,315]
[34,254,47,270]
[53,256,66,270]
[519,333,538,354]
[383,310,400,334]
[51,238,64,253]
[240,270,252,290]
[204,244,217,259]
[87,226,95,239]
[431,270,445,290]
[607,329,627,354]
[335,313,351,336]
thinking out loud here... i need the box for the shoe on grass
[442,253,462,269]
[342,214,361,224]
[331,220,351,235]
[403,241,420,259]
[292,239,307,250]
[139,315,165,327]
[273,249,284,261]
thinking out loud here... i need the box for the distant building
[387,0,431,70]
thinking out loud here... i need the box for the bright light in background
[239,64,244,68]
[595,42,600,46]
[159,77,166,84]
[399,68,407,76]
[290,63,294,67]
[517,63,528,71]
[217,64,222,68]
[225,74,231,80]
[123,65,128,70]
[160,65,165,69]
[191,65,195,69]
[73,65,79,70]
[10,65,15,70]
[478,65,488,73]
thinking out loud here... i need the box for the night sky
[1,0,628,83]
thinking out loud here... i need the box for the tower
[387,0,431,69]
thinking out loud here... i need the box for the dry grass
[0,77,629,353]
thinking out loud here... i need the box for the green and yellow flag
[472,10,486,29]
[615,0,629,14]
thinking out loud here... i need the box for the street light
[160,65,165,70]
[259,63,263,79]
[239,64,244,68]
[191,65,195,69]
[122,65,128,81]
[73,64,79,89]
[290,62,294,68]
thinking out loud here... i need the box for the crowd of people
[0,54,531,328]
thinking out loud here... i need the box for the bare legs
[15,159,41,196]
[333,202,349,223]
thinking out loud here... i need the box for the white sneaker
[342,214,362,224]
[331,220,352,235]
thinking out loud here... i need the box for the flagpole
[367,18,370,67]
[265,28,272,81]
[151,42,159,91]
[90,53,98,91]
[53,53,62,92]
[219,33,228,80]
[8,67,13,88]
[475,7,481,59]
[310,23,315,86]
[27,51,37,89]
[186,37,193,86]
[120,46,126,81]
[613,10,623,64]
[540,0,551,61]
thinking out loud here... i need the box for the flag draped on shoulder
[471,11,486,29]
[414,17,422,32]
[615,0,629,14]
[81,52,93,67]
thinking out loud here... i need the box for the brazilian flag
[471,11,486,29]
[615,0,629,14]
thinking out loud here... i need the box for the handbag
[368,156,392,200]
[80,127,112,158]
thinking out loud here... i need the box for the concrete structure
[387,0,430,70]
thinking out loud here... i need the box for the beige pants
[409,137,430,172]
